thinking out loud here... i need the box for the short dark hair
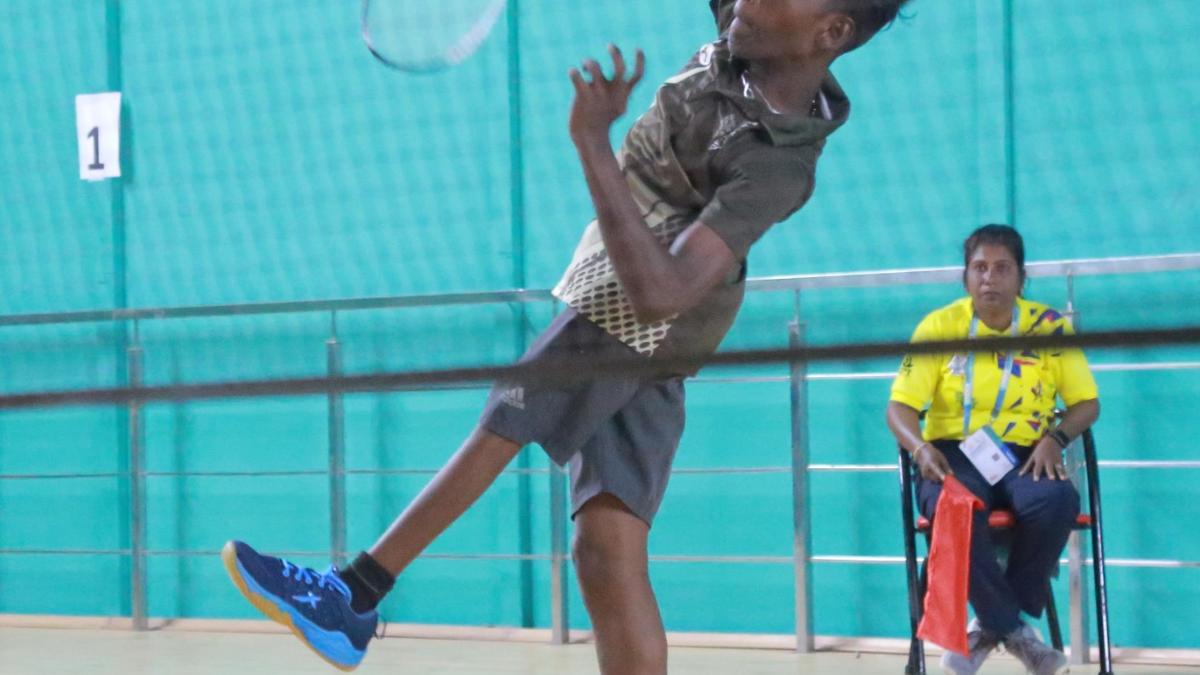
[962,224,1026,284]
[830,0,913,52]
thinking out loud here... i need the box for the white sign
[76,92,122,181]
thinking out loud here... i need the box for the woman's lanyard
[962,304,1020,439]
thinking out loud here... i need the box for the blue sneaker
[221,540,378,671]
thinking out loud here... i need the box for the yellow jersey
[890,296,1099,446]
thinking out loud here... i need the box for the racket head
[361,0,508,73]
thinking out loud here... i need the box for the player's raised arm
[569,46,740,323]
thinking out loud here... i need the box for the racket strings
[362,0,508,72]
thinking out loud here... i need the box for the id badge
[960,427,1018,485]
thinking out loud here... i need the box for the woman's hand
[568,45,645,147]
[1020,436,1070,481]
[914,443,954,483]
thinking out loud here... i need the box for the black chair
[899,423,1113,675]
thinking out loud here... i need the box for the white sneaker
[940,618,999,675]
[1002,623,1069,675]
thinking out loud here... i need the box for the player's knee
[1048,481,1081,522]
[572,531,618,586]
[1027,480,1080,525]
[574,534,645,589]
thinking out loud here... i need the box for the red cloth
[917,475,985,656]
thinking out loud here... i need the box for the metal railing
[1,252,1198,660]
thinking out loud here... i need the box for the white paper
[76,92,122,181]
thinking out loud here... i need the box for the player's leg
[1002,465,1080,616]
[365,309,618,579]
[222,309,640,669]
[221,425,520,671]
[917,441,1020,635]
[367,426,522,574]
[573,493,668,675]
[568,376,685,675]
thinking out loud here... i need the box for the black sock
[338,551,395,614]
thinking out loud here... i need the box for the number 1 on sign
[87,127,104,170]
[75,91,120,181]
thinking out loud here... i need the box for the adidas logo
[500,386,525,410]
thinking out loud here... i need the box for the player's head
[728,0,911,62]
[827,0,912,53]
[962,224,1027,304]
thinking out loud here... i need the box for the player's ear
[819,14,855,53]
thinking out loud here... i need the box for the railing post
[328,311,347,567]
[549,462,570,644]
[1064,271,1075,319]
[788,290,813,652]
[1063,273,1090,665]
[127,319,147,630]
[1067,526,1089,664]
[545,298,570,644]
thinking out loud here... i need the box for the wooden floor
[2,627,1198,675]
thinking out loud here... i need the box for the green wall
[1,0,1198,649]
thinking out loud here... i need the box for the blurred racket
[361,0,508,73]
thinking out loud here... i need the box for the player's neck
[742,58,831,115]
[976,303,1016,331]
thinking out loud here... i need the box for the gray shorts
[480,309,686,525]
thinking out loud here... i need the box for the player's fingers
[628,48,646,88]
[582,59,605,84]
[1055,462,1070,481]
[922,454,948,482]
[942,458,955,477]
[608,44,626,82]
[916,456,932,481]
[936,456,954,478]
[568,68,586,93]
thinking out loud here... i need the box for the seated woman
[886,224,1100,675]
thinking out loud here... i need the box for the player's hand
[568,45,645,145]
[1021,436,1069,482]
[915,444,954,484]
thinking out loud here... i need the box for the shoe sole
[940,655,986,675]
[221,542,363,672]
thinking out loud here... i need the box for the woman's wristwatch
[1049,428,1071,449]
